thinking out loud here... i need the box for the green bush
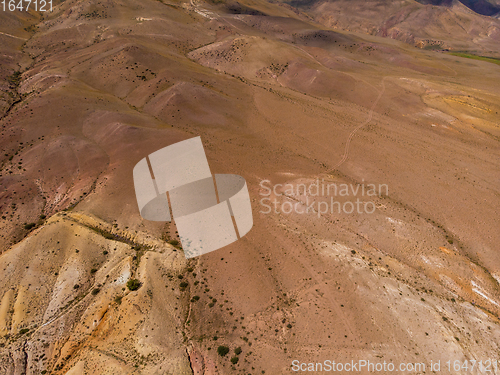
[8,71,22,87]
[217,345,229,357]
[24,25,38,33]
[231,356,239,364]
[91,288,100,295]
[127,279,141,291]
[234,347,242,355]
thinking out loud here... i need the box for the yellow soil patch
[0,289,14,336]
[439,246,452,254]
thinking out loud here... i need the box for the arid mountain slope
[0,0,499,374]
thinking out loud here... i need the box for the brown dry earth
[0,0,499,374]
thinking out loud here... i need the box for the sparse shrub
[234,347,242,355]
[287,323,292,329]
[73,284,80,289]
[115,295,123,304]
[90,268,97,274]
[217,345,229,357]
[180,282,188,289]
[230,356,239,364]
[168,239,179,246]
[127,279,141,291]
[8,71,22,87]
[24,223,36,230]
[91,288,100,295]
[103,250,108,255]
[191,296,200,302]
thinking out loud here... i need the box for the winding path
[332,76,388,170]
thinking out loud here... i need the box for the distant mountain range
[417,0,500,16]
[285,0,500,54]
